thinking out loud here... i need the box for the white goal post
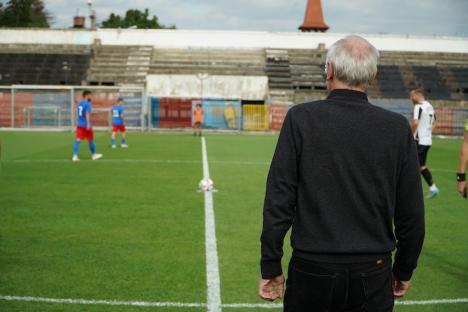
[0,85,146,131]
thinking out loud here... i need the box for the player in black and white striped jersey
[410,88,439,198]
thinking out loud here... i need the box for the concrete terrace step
[265,66,291,72]
[91,59,151,66]
[153,53,264,60]
[0,44,92,55]
[147,69,266,76]
[86,45,153,85]
[152,56,265,63]
[90,63,150,69]
[88,71,148,77]
[149,63,264,70]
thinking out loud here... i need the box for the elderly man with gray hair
[259,36,425,311]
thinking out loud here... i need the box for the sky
[41,0,468,37]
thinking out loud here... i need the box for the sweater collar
[327,89,369,102]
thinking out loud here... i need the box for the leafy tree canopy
[101,8,175,29]
[0,0,51,28]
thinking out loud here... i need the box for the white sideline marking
[6,159,200,164]
[201,136,222,312]
[396,298,468,305]
[0,295,205,308]
[1,295,468,309]
[223,303,282,308]
[5,159,270,166]
[223,298,468,308]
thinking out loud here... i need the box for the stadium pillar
[142,90,147,132]
[70,88,75,131]
[11,87,15,128]
[197,73,209,99]
[299,0,329,32]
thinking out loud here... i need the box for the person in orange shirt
[193,103,204,136]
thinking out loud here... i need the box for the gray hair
[325,35,380,86]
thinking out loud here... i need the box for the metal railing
[1,86,467,135]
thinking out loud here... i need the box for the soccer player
[410,88,439,198]
[111,97,128,148]
[193,103,204,136]
[457,117,468,198]
[72,90,102,161]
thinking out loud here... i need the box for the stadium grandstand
[0,28,467,133]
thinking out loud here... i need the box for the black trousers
[284,256,394,312]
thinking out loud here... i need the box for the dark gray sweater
[260,89,425,281]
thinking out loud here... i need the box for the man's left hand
[258,275,285,302]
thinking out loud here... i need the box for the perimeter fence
[1,86,467,135]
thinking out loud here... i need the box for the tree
[0,0,51,28]
[101,9,175,29]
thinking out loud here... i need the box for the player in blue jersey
[111,97,128,148]
[72,90,103,161]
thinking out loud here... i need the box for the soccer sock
[73,141,80,156]
[121,138,126,144]
[421,168,434,187]
[112,139,116,146]
[89,141,96,154]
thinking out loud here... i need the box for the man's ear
[369,69,378,85]
[326,62,334,81]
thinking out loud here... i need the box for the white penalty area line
[201,136,222,312]
[1,295,468,309]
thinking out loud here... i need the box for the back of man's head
[326,35,380,87]
[410,88,426,104]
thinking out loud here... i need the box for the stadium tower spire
[299,0,329,32]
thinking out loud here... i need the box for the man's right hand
[86,125,91,131]
[392,274,412,298]
[258,275,285,302]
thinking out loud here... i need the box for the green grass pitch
[0,131,467,312]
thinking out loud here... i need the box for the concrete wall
[1,29,468,53]
[146,75,268,100]
[0,29,94,45]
